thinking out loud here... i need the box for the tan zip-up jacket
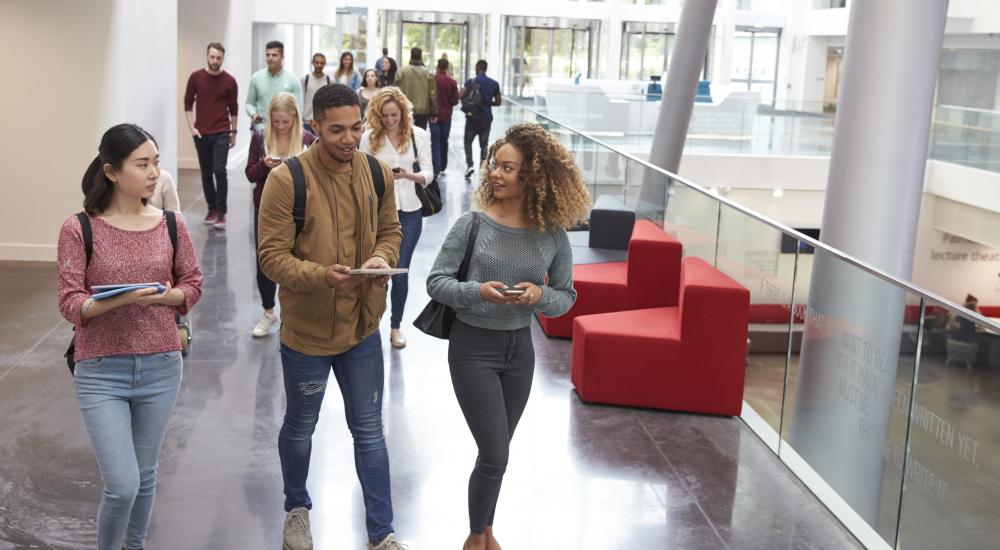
[258,144,402,355]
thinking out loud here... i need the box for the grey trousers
[448,319,535,533]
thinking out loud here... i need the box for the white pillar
[790,0,949,526]
[488,10,502,77]
[367,5,379,72]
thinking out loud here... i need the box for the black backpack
[461,79,485,117]
[285,154,385,239]
[64,211,178,374]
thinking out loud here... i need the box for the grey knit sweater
[426,212,577,331]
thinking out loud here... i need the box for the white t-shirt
[302,72,331,122]
[359,127,433,213]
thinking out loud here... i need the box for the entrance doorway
[381,11,485,83]
[503,16,601,97]
[731,26,782,104]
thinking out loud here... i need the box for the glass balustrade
[489,97,1000,550]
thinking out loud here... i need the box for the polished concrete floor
[0,135,863,549]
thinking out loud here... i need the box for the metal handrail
[505,97,1000,328]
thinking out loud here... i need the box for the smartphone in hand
[391,167,402,174]
[502,288,526,296]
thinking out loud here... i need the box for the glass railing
[494,98,1000,550]
[526,88,1000,173]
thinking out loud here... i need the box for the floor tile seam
[0,318,67,385]
[638,419,733,550]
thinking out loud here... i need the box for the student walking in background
[246,40,303,132]
[335,51,362,90]
[461,60,502,179]
[57,123,203,550]
[427,123,589,550]
[396,47,436,130]
[431,57,460,178]
[183,41,238,228]
[360,87,433,350]
[246,92,316,338]
[302,52,331,132]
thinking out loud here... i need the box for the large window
[731,26,781,103]
[503,17,600,96]
[620,23,675,81]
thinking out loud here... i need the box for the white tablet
[347,268,409,276]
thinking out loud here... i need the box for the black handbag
[413,212,480,339]
[411,134,443,217]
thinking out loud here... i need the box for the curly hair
[475,123,591,231]
[364,87,413,155]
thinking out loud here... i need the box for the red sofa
[571,257,750,415]
[538,220,683,338]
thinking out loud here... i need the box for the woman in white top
[360,87,433,349]
[334,52,362,91]
[148,169,181,212]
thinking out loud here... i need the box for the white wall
[0,0,177,261]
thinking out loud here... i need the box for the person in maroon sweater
[184,42,239,228]
[430,57,459,177]
[246,92,316,337]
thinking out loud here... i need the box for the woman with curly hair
[361,87,433,349]
[426,122,590,550]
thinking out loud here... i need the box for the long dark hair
[336,51,355,78]
[82,123,157,214]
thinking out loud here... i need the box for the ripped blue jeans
[278,333,394,541]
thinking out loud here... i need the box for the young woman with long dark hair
[57,123,203,550]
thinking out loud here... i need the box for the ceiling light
[772,188,784,198]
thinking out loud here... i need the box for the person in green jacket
[395,47,437,130]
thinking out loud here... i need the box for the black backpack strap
[457,213,480,282]
[76,212,93,267]
[365,153,385,208]
[286,156,307,238]
[164,210,178,269]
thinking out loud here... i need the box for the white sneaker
[465,166,475,178]
[252,312,277,337]
[368,533,407,550]
[282,507,313,550]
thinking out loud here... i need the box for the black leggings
[448,319,534,533]
[254,206,277,310]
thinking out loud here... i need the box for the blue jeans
[278,335,394,541]
[430,119,452,174]
[74,351,183,550]
[391,210,423,329]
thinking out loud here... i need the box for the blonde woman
[426,123,590,550]
[359,87,432,349]
[246,92,316,337]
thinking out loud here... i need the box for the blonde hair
[264,92,304,158]
[364,87,413,155]
[475,123,592,231]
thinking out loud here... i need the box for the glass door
[731,26,781,104]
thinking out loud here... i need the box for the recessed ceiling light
[772,188,784,198]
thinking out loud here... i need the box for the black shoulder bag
[411,133,443,217]
[413,212,480,339]
[65,211,177,374]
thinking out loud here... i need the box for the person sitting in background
[246,92,316,338]
[334,51,361,90]
[949,293,980,343]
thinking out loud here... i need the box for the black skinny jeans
[448,319,534,533]
[194,132,230,214]
[253,206,277,310]
[464,117,492,169]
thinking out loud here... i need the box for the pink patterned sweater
[57,214,203,362]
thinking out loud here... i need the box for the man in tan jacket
[258,83,405,550]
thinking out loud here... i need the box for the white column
[790,0,949,525]
[366,4,379,71]
[488,10,503,76]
